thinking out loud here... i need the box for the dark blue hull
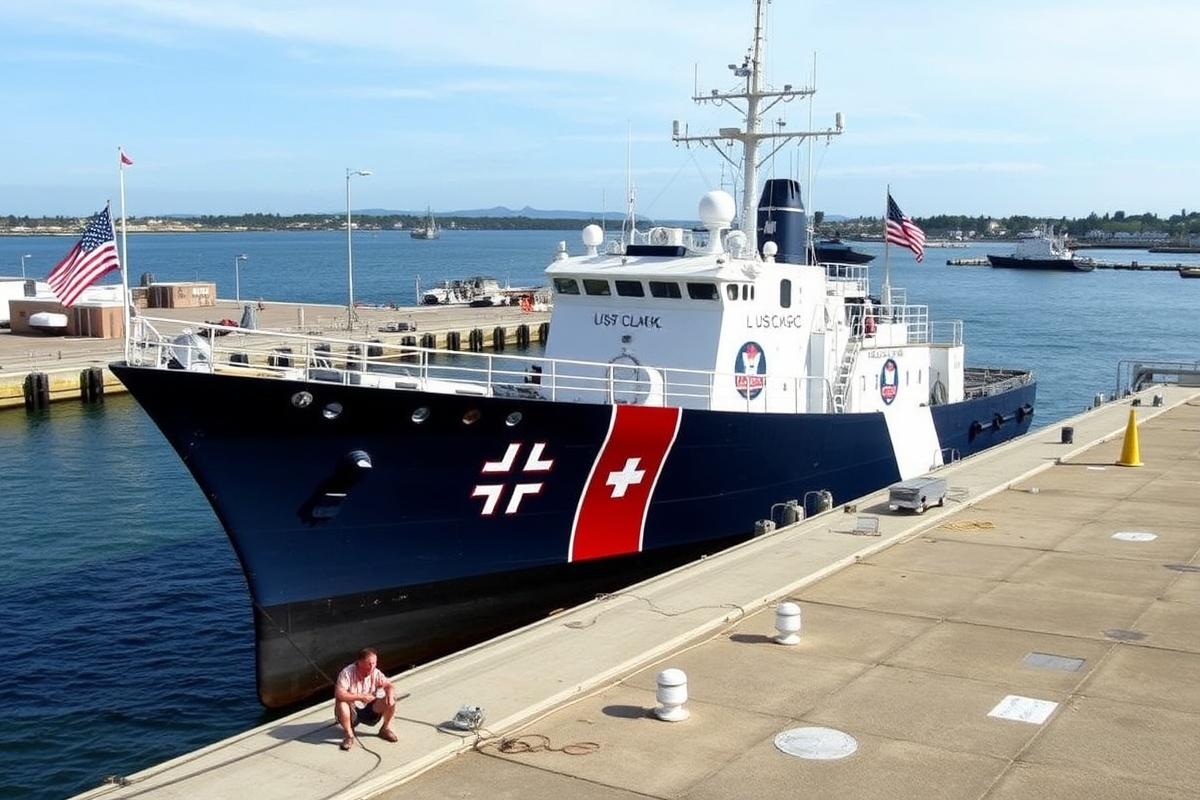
[987,255,1094,272]
[111,362,1035,708]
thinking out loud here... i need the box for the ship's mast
[672,0,843,254]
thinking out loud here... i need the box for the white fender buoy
[654,668,689,722]
[774,601,802,645]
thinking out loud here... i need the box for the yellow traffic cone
[1116,408,1143,467]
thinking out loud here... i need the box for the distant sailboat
[410,207,441,240]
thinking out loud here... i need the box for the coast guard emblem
[880,358,899,405]
[735,341,767,400]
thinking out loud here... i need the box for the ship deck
[0,298,551,409]
[68,383,1200,800]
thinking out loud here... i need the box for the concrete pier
[69,385,1200,800]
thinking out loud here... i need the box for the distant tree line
[0,212,614,234]
[819,209,1200,240]
[5,208,1200,239]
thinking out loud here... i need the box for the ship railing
[1115,359,1200,398]
[605,225,711,256]
[126,316,843,413]
[823,262,871,295]
[928,319,963,347]
[962,367,1036,399]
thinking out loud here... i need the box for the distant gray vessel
[988,227,1094,272]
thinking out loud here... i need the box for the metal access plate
[1023,652,1085,672]
[988,695,1058,725]
[774,727,858,760]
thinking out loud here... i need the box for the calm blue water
[0,230,1197,799]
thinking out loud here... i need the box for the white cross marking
[523,442,553,472]
[482,443,521,473]
[606,458,646,498]
[505,483,544,514]
[471,485,504,515]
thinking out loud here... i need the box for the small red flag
[120,150,133,166]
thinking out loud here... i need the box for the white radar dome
[698,190,736,228]
[581,224,604,248]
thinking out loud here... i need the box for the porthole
[505,411,523,427]
[411,407,430,424]
[463,409,482,425]
[291,391,313,408]
[322,402,343,420]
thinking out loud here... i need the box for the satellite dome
[698,191,736,228]
[581,224,604,248]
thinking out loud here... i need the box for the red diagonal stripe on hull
[569,405,682,562]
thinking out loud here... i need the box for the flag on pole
[120,149,133,166]
[46,205,122,307]
[885,194,926,262]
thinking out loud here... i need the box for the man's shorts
[352,702,381,727]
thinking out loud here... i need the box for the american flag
[46,206,122,307]
[120,149,133,166]
[886,194,926,262]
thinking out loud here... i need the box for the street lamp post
[20,253,31,279]
[346,168,372,328]
[234,253,248,305]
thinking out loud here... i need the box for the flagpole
[118,147,131,362]
[882,184,892,311]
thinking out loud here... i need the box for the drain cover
[1112,531,1157,542]
[774,727,858,760]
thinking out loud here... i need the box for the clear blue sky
[4,0,1198,222]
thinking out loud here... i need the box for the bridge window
[553,277,580,295]
[649,281,682,299]
[686,282,719,301]
[743,284,754,301]
[615,280,645,297]
[583,279,612,296]
[779,279,792,308]
[726,284,739,301]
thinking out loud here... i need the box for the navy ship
[112,0,1036,708]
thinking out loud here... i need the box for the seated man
[334,646,398,750]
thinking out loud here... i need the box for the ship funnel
[757,179,807,264]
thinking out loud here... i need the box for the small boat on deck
[28,311,68,335]
[421,275,504,306]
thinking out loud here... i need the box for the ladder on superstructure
[830,333,863,413]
